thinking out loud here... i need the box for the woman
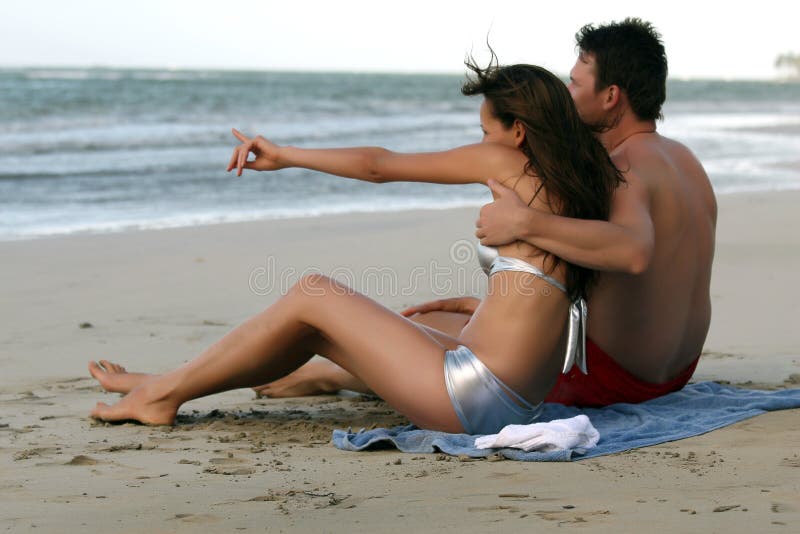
[89,60,622,435]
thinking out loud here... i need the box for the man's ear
[512,120,526,148]
[602,85,621,111]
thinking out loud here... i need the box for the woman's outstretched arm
[226,129,524,186]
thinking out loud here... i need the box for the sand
[1,191,798,532]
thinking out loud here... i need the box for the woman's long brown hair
[462,54,624,301]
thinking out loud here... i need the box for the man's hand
[475,179,532,246]
[400,297,481,317]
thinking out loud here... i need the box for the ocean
[1,68,798,240]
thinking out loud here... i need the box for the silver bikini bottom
[443,345,542,435]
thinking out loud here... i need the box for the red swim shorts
[544,338,700,407]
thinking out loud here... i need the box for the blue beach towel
[332,382,800,461]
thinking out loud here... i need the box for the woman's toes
[252,382,273,393]
[252,386,271,398]
[90,402,110,418]
[99,360,120,373]
[88,360,104,379]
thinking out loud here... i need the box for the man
[92,19,717,407]
[472,18,717,404]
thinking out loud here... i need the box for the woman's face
[479,99,519,147]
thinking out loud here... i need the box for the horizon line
[0,64,793,83]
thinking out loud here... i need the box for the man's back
[588,133,717,382]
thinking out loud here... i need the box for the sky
[1,0,797,80]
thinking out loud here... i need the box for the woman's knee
[292,274,342,295]
[293,273,327,296]
[286,274,358,308]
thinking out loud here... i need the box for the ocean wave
[712,182,800,194]
[5,179,800,242]
[22,69,229,82]
[0,112,476,157]
[0,195,488,241]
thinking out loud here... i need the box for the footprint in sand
[0,392,56,406]
[13,447,60,461]
[771,502,795,513]
[534,509,611,524]
[169,513,220,523]
[467,505,520,513]
[203,456,255,475]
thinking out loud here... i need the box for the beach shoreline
[3,185,800,244]
[1,189,798,531]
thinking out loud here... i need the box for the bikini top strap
[489,256,588,376]
[489,256,568,294]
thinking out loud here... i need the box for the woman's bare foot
[90,379,179,425]
[88,360,153,394]
[252,359,372,398]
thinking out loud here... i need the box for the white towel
[474,414,600,452]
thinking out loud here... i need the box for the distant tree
[775,52,800,79]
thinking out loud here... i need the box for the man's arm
[476,178,654,274]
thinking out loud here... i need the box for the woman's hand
[226,128,284,176]
[400,296,481,317]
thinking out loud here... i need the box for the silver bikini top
[477,243,588,375]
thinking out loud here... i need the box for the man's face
[568,52,607,129]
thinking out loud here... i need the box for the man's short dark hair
[576,18,667,121]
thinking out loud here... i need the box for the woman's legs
[90,275,465,432]
[253,310,472,398]
[88,311,472,396]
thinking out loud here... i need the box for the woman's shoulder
[473,143,529,179]
[494,171,557,216]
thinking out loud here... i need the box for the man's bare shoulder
[615,134,705,183]
[615,133,716,221]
